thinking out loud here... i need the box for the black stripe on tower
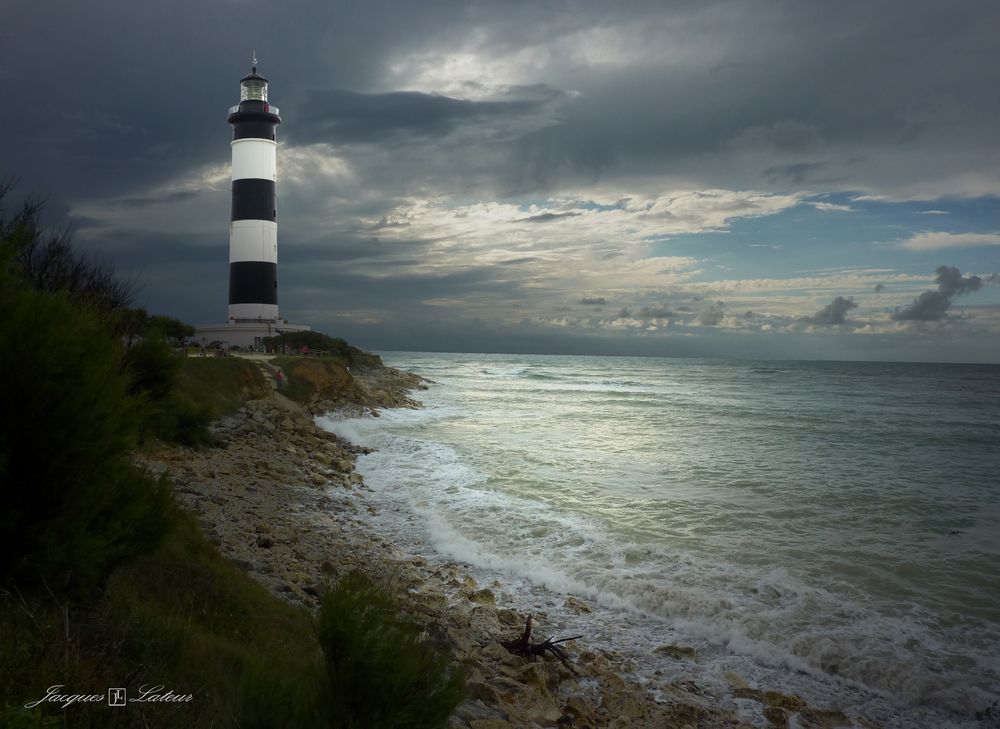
[232,120,278,141]
[229,262,278,305]
[231,179,276,222]
[228,99,280,140]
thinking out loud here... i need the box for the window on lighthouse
[241,80,268,102]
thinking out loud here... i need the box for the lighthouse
[197,59,308,348]
[228,63,279,321]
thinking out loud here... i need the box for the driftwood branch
[501,615,583,674]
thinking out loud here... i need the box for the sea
[316,353,1000,729]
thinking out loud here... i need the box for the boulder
[471,588,496,605]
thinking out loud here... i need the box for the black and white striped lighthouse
[197,59,309,348]
[227,62,280,321]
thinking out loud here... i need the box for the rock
[467,681,503,704]
[470,588,496,605]
[467,606,502,640]
[481,642,523,668]
[349,472,364,484]
[515,690,561,726]
[763,706,788,728]
[724,672,750,689]
[733,687,806,712]
[230,557,260,572]
[599,688,649,723]
[469,721,514,729]
[312,473,327,485]
[256,534,274,548]
[761,691,808,713]
[654,644,697,660]
[797,708,853,728]
[516,662,550,691]
[455,700,509,725]
[559,696,599,728]
[564,596,592,614]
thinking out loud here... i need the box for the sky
[4,0,1000,362]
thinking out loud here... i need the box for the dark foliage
[0,256,171,591]
[263,330,383,367]
[317,571,466,729]
[0,181,136,315]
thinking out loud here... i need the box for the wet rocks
[653,644,697,661]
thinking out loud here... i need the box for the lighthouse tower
[197,59,308,348]
[228,64,279,321]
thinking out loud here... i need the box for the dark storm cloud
[805,296,857,325]
[114,191,199,209]
[280,236,433,265]
[521,212,581,223]
[497,257,542,266]
[7,0,1000,207]
[763,162,827,185]
[294,86,566,145]
[892,266,983,321]
[580,296,607,305]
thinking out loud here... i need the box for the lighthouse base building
[194,319,310,350]
[196,62,309,349]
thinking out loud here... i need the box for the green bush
[0,260,171,591]
[317,572,466,729]
[123,335,181,401]
[146,394,215,446]
[263,330,383,367]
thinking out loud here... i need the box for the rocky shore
[140,363,860,729]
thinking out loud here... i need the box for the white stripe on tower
[231,138,276,181]
[229,220,277,264]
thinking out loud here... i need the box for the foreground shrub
[0,260,171,590]
[318,572,466,729]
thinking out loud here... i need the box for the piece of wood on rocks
[500,615,583,675]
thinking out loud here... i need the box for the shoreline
[142,364,862,729]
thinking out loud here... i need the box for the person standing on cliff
[275,368,285,390]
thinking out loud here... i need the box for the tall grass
[317,572,466,729]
